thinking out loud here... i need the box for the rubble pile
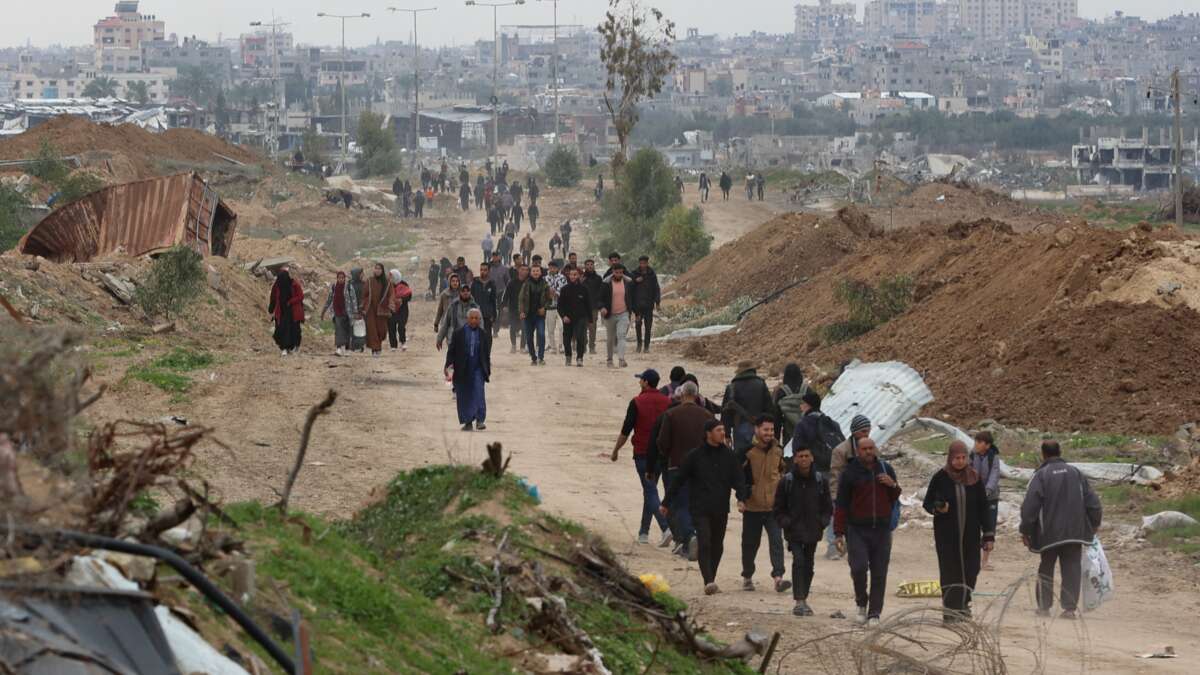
[685,219,1200,434]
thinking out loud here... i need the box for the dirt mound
[872,181,1054,233]
[685,221,1200,434]
[0,116,264,180]
[673,211,861,306]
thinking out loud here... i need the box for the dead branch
[486,529,510,633]
[481,442,511,477]
[0,292,26,324]
[758,632,781,673]
[139,497,197,542]
[274,389,337,512]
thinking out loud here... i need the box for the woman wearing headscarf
[348,267,366,352]
[388,269,413,351]
[922,440,995,623]
[359,263,394,357]
[268,264,304,356]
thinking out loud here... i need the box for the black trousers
[741,511,786,580]
[387,309,408,348]
[789,541,818,600]
[847,526,892,618]
[693,512,729,585]
[634,311,653,349]
[1037,544,1082,612]
[562,319,586,359]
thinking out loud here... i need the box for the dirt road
[178,185,1199,673]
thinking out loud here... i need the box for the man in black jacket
[631,256,661,354]
[834,438,901,626]
[773,447,833,616]
[556,265,592,367]
[721,361,774,453]
[600,265,635,368]
[582,259,604,354]
[470,263,499,336]
[501,264,528,353]
[444,309,491,431]
[661,421,749,595]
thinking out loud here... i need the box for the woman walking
[268,264,304,356]
[922,440,995,622]
[389,269,413,351]
[360,263,394,357]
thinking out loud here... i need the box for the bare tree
[597,0,677,170]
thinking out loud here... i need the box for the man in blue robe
[445,308,492,431]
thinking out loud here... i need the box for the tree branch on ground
[274,389,338,513]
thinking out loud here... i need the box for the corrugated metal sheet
[820,360,934,448]
[18,172,237,263]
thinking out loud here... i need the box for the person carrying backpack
[773,363,810,446]
[971,430,1002,571]
[773,446,833,617]
[720,361,773,453]
[834,438,900,627]
[791,392,845,474]
[825,414,870,559]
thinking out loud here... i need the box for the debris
[274,389,338,512]
[1141,511,1200,532]
[66,555,140,592]
[155,605,252,675]
[152,321,176,334]
[1135,646,1177,659]
[1157,281,1182,296]
[100,273,136,304]
[896,580,941,597]
[638,573,670,594]
[0,557,44,576]
[661,324,735,341]
[1081,536,1114,611]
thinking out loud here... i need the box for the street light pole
[317,11,371,173]
[466,0,525,169]
[250,15,290,159]
[537,0,561,143]
[388,7,437,169]
[1173,67,1183,231]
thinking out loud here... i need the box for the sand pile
[683,220,1200,434]
[0,116,264,180]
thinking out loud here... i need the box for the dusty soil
[53,177,1200,674]
[864,180,1065,233]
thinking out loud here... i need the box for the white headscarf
[389,269,402,284]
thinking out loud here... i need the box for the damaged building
[1072,128,1199,191]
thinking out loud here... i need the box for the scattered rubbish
[100,273,136,305]
[896,581,941,598]
[1141,511,1199,533]
[156,605,251,675]
[152,321,177,334]
[660,324,735,341]
[306,461,327,467]
[638,573,670,594]
[1081,536,1114,611]
[1136,646,1177,659]
[1157,281,1182,296]
[830,610,846,619]
[516,478,541,504]
[66,555,139,592]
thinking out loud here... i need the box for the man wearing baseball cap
[609,369,672,545]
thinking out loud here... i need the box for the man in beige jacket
[741,415,792,593]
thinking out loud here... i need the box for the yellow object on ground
[639,573,670,595]
[896,580,941,598]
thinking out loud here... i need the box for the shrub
[654,205,711,274]
[823,275,914,343]
[544,144,582,187]
[0,184,30,252]
[134,246,206,319]
[595,148,680,259]
[29,139,70,185]
[53,172,105,208]
[355,111,400,178]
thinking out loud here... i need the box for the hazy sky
[1,1,1195,50]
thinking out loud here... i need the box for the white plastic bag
[1080,536,1114,611]
[352,318,366,338]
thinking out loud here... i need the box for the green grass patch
[150,347,214,372]
[127,366,192,393]
[124,347,214,401]
[1146,525,1200,555]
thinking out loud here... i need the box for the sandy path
[183,187,1198,674]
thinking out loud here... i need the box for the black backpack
[808,413,845,472]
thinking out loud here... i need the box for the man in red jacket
[609,369,672,545]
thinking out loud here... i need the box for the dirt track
[157,184,1200,673]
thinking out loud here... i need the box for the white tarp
[659,324,734,341]
[155,606,250,675]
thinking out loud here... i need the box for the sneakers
[658,531,674,548]
[774,578,793,593]
[687,537,699,561]
[866,617,881,628]
[401,344,407,352]
[1059,609,1078,620]
[619,359,628,368]
[793,600,813,617]
[576,358,583,367]
[607,360,615,369]
[281,349,289,357]
[530,360,538,366]
[824,545,842,561]
[475,422,487,431]
[461,423,473,432]
[854,606,868,625]
[642,344,650,354]
[742,578,755,591]
[565,354,572,366]
[637,533,649,545]
[538,359,546,366]
[704,583,720,596]
[335,347,344,356]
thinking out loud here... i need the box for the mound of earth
[873,181,1056,232]
[0,116,264,181]
[673,210,863,307]
[684,220,1200,434]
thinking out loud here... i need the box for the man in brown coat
[741,414,791,593]
[651,381,713,559]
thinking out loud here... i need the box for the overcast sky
[1,1,1195,50]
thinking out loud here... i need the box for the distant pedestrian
[556,264,591,367]
[549,232,563,260]
[740,415,791,594]
[451,256,474,288]
[600,263,633,368]
[460,181,471,211]
[720,361,773,452]
[444,308,491,432]
[699,172,710,202]
[834,438,900,627]
[611,369,672,545]
[427,259,440,300]
[972,431,1002,571]
[388,270,412,352]
[482,232,494,262]
[528,202,539,231]
[791,391,845,475]
[502,264,528,353]
[1019,440,1102,620]
[268,265,304,356]
[773,445,833,617]
[630,256,660,354]
[545,261,566,354]
[923,440,995,623]
[320,270,357,356]
[413,189,425,217]
[349,267,366,352]
[360,263,394,358]
[434,273,461,332]
[719,171,732,200]
[756,173,765,201]
[661,420,749,595]
[512,203,524,230]
[518,263,551,365]
[582,259,603,354]
[772,363,810,446]
[519,233,535,266]
[560,219,572,253]
[674,174,684,194]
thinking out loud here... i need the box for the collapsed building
[1072,127,1199,191]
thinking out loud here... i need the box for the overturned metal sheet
[819,360,935,448]
[18,172,237,263]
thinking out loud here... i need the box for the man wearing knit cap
[825,414,871,559]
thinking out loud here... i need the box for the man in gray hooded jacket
[1019,440,1102,619]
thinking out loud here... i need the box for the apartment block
[864,1,940,38]
[93,1,166,73]
[794,1,858,43]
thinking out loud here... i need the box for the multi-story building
[93,1,166,73]
[239,31,294,69]
[864,1,940,38]
[142,36,231,81]
[1027,0,1078,34]
[794,1,858,43]
[957,0,1077,39]
[8,69,173,102]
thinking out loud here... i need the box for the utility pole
[317,11,371,174]
[537,0,561,143]
[388,7,437,169]
[250,15,290,160]
[1173,67,1183,230]
[466,0,525,168]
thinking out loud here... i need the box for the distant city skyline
[0,1,1195,51]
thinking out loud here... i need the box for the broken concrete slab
[658,324,735,341]
[1141,511,1199,533]
[100,273,136,304]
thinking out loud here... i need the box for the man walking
[824,414,869,559]
[426,259,440,300]
[721,361,774,453]
[502,264,528,353]
[582,259,604,354]
[520,233,536,267]
[600,264,633,368]
[444,308,491,431]
[518,263,551,365]
[1019,440,1102,620]
[470,263,499,336]
[773,446,833,617]
[741,415,791,594]
[661,421,749,595]
[699,172,710,202]
[630,256,661,354]
[544,261,567,354]
[650,381,713,559]
[560,220,573,254]
[556,265,591,367]
[481,232,494,262]
[436,284,479,351]
[451,256,473,288]
[610,369,672,546]
[834,438,901,627]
